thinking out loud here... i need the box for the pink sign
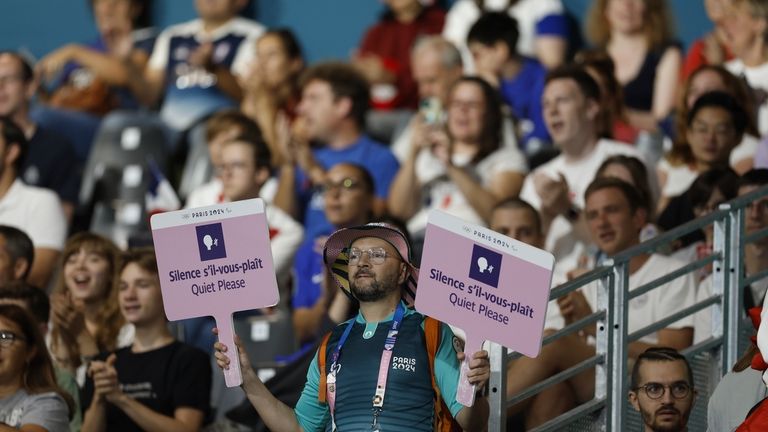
[415,210,554,406]
[151,199,279,387]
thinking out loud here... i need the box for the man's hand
[533,172,572,218]
[457,350,491,393]
[213,327,261,393]
[188,42,214,70]
[89,354,123,404]
[557,290,592,326]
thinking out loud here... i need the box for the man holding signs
[214,223,490,431]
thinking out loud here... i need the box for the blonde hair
[586,0,675,50]
[50,233,122,370]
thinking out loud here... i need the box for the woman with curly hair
[49,233,131,384]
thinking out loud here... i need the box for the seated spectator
[724,0,768,136]
[507,178,695,427]
[389,76,527,232]
[681,0,734,80]
[184,109,272,209]
[0,52,80,222]
[490,198,544,248]
[586,0,681,135]
[81,248,211,431]
[180,133,303,354]
[741,169,768,307]
[467,12,549,153]
[595,155,658,243]
[657,91,748,216]
[134,0,264,135]
[519,66,644,285]
[273,62,399,240]
[33,0,154,161]
[0,117,66,288]
[629,348,696,432]
[0,225,34,284]
[219,135,303,278]
[49,233,130,383]
[291,163,370,344]
[0,281,83,431]
[674,65,759,175]
[443,0,569,71]
[241,29,304,165]
[575,50,635,144]
[354,0,445,111]
[0,304,73,431]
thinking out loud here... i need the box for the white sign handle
[215,313,243,387]
[457,335,484,406]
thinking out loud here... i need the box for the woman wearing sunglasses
[0,304,73,431]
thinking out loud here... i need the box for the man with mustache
[214,223,491,431]
[629,347,695,432]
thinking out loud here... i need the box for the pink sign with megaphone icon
[151,199,279,387]
[415,210,555,406]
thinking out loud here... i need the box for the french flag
[145,158,180,216]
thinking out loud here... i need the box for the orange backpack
[317,316,462,431]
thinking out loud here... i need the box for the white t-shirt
[520,139,644,285]
[443,0,565,72]
[406,145,528,233]
[657,158,698,199]
[0,390,68,432]
[0,179,66,250]
[184,176,277,209]
[726,59,768,137]
[548,254,696,345]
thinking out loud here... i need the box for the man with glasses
[182,133,303,353]
[629,347,695,432]
[214,222,491,431]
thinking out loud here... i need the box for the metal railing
[487,184,768,431]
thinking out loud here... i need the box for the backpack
[317,316,462,432]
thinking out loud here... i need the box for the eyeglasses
[0,331,25,348]
[634,382,692,400]
[348,247,391,265]
[320,178,361,194]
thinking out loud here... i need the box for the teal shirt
[294,303,464,431]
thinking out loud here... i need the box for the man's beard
[640,404,687,432]
[349,269,399,303]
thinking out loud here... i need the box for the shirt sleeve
[432,322,464,418]
[28,190,67,250]
[21,392,70,432]
[148,28,171,71]
[371,151,400,199]
[266,205,304,279]
[294,351,331,432]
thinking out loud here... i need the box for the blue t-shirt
[149,18,264,131]
[499,57,550,152]
[295,135,400,239]
[294,304,464,431]
[291,237,326,310]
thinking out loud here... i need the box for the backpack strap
[424,316,462,432]
[317,331,332,404]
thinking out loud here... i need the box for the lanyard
[326,303,405,432]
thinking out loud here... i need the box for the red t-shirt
[681,38,734,81]
[359,6,446,110]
